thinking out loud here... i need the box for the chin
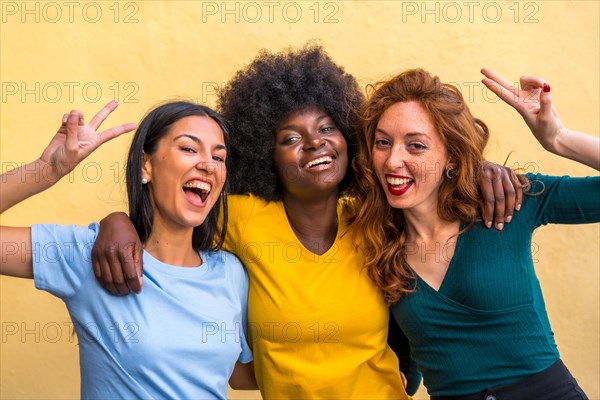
[180,213,211,228]
[385,197,409,210]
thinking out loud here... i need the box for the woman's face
[372,101,451,212]
[142,115,227,231]
[272,109,348,198]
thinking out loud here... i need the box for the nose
[384,145,406,171]
[303,133,326,151]
[196,153,217,175]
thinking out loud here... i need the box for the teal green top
[391,174,600,396]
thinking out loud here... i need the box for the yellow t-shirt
[224,194,409,399]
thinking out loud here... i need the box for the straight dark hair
[126,101,229,251]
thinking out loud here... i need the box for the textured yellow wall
[1,1,598,399]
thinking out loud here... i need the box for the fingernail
[486,221,492,228]
[516,203,521,211]
[506,215,512,223]
[543,84,551,93]
[62,114,68,124]
[496,222,504,230]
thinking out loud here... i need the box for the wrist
[552,127,571,156]
[99,212,132,228]
[33,158,65,185]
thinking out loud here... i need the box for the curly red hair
[350,69,492,304]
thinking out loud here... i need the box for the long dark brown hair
[126,101,230,252]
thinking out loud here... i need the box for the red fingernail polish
[543,84,551,93]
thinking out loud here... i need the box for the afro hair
[216,43,364,201]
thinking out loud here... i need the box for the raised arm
[482,68,600,171]
[0,102,136,278]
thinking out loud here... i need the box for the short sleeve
[521,174,600,228]
[31,223,99,300]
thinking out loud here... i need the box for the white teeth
[305,156,333,168]
[183,180,211,193]
[387,177,413,186]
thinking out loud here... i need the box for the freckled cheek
[371,154,385,176]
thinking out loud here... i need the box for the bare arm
[229,361,258,390]
[482,68,600,171]
[0,102,136,279]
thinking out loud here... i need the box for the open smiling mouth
[183,180,211,203]
[385,176,414,196]
[304,156,334,169]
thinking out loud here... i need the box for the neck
[282,189,339,255]
[144,219,200,267]
[402,203,459,242]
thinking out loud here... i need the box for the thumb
[539,83,553,121]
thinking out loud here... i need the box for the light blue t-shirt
[31,223,252,400]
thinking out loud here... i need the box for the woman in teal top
[352,68,598,399]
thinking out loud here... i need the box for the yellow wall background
[1,1,598,399]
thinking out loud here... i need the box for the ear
[141,151,152,183]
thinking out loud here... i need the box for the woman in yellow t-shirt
[92,45,519,399]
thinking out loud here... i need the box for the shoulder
[227,193,274,218]
[205,250,246,275]
[228,193,283,220]
[32,222,100,249]
[524,173,565,191]
[205,250,248,293]
[208,249,243,265]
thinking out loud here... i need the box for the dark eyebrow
[174,134,227,151]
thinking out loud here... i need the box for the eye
[282,136,301,145]
[212,155,225,163]
[374,138,391,149]
[180,146,197,153]
[320,126,336,133]
[408,143,428,151]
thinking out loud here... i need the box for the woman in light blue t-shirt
[0,101,257,399]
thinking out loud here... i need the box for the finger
[490,167,506,231]
[519,75,546,91]
[539,82,554,122]
[481,68,520,96]
[98,122,137,144]
[89,100,119,131]
[120,240,143,293]
[57,114,68,135]
[97,253,121,296]
[91,245,103,283]
[500,168,517,223]
[65,110,84,151]
[106,243,131,295]
[511,171,523,212]
[480,167,496,229]
[481,77,521,110]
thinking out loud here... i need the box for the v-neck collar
[409,221,466,293]
[277,200,343,259]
